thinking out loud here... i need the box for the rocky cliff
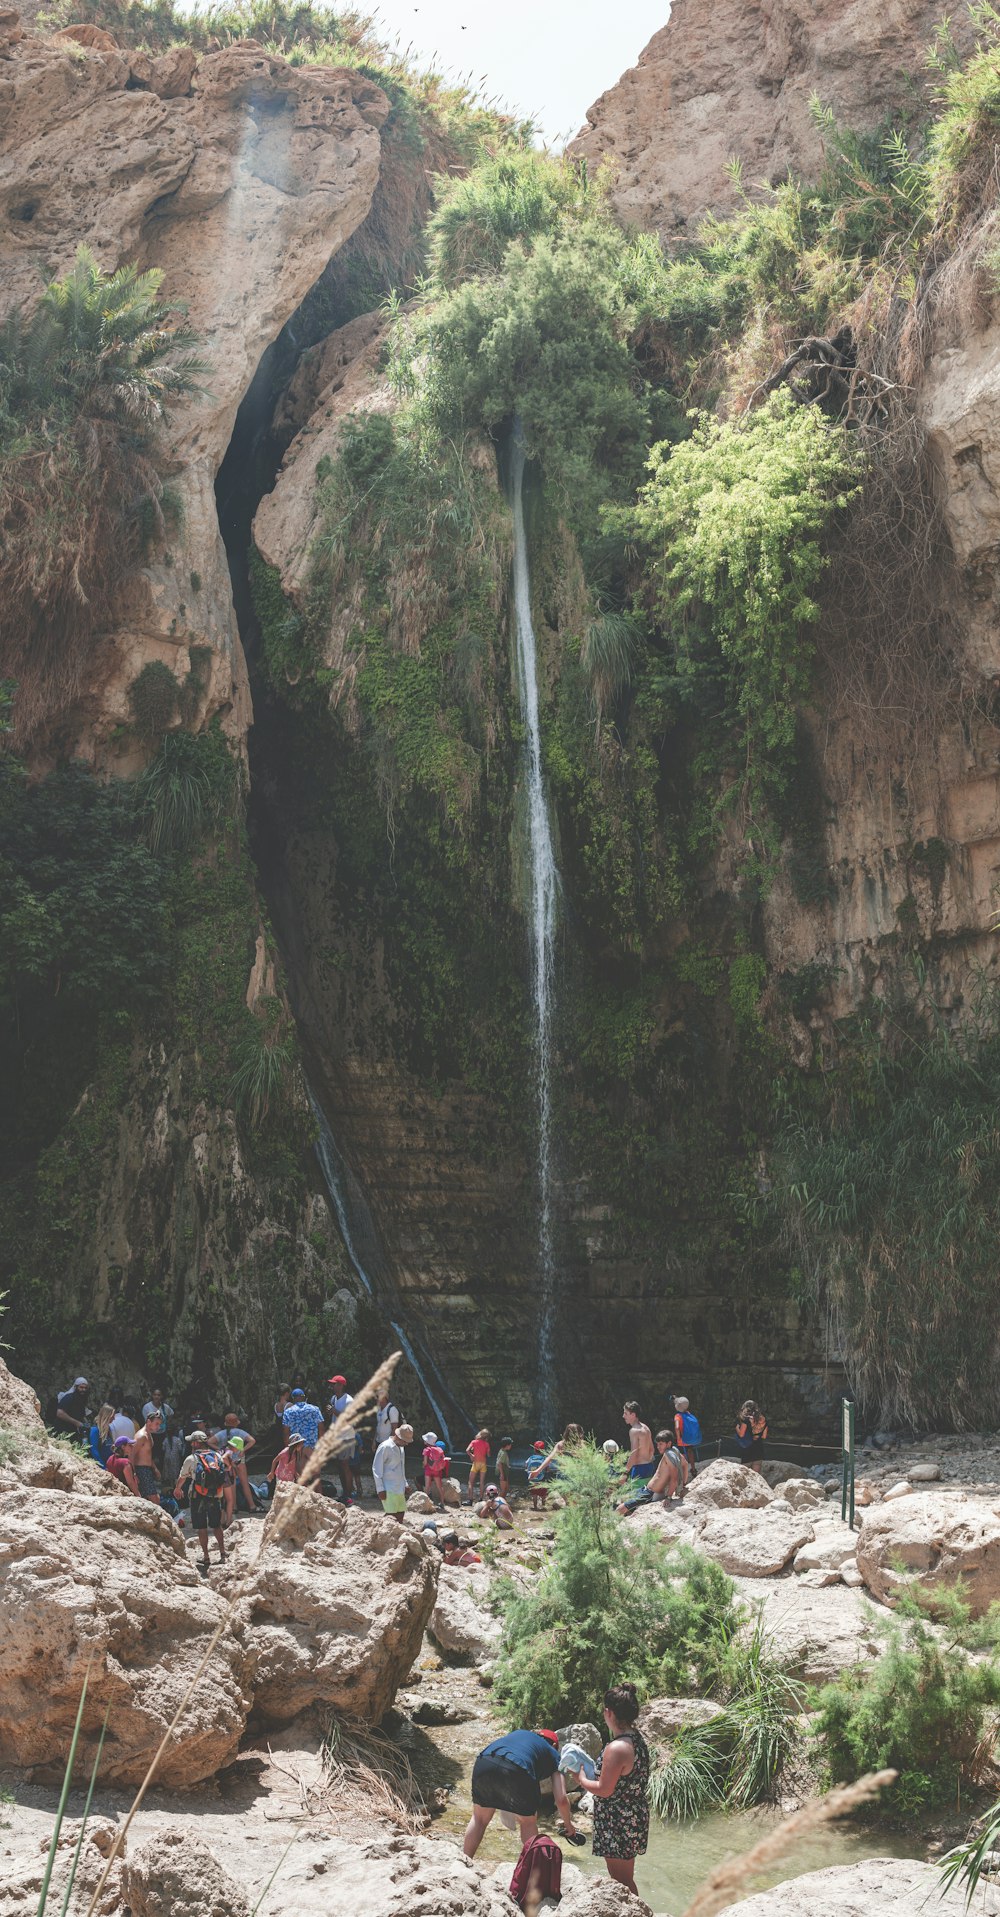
[570,0,975,231]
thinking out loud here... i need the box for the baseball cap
[290,1388,305,1400]
[227,1435,246,1452]
[538,1730,560,1749]
[532,1440,546,1452]
[73,1377,88,1389]
[327,1374,347,1386]
[422,1431,438,1446]
[186,1429,208,1443]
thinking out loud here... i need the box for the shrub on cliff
[0,246,204,750]
[494,1444,740,1726]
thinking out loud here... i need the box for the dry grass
[680,1770,898,1917]
[322,1716,427,1833]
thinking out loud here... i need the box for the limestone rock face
[734,1574,882,1683]
[570,0,973,234]
[241,1483,437,1724]
[857,1492,1000,1613]
[717,1856,1000,1914]
[429,1562,500,1662]
[0,22,387,765]
[0,1488,249,1785]
[275,1831,515,1917]
[121,1832,251,1917]
[685,1459,774,1509]
[0,1352,43,1428]
[640,1695,728,1752]
[561,1883,655,1917]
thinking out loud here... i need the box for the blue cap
[291,1388,305,1400]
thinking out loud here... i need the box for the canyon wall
[570,0,974,232]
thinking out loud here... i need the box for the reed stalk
[680,1770,898,1917]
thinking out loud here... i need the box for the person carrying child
[422,1431,449,1506]
[466,1428,491,1506]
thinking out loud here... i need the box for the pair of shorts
[189,1497,223,1532]
[740,1438,765,1460]
[471,1754,542,1817]
[629,1461,656,1481]
[382,1492,406,1514]
[135,1464,159,1500]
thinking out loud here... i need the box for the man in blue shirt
[282,1388,324,1460]
[464,1730,580,1857]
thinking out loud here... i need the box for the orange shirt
[469,1438,490,1462]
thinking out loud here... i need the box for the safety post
[840,1395,855,1529]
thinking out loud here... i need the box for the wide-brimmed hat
[422,1431,438,1446]
[287,1433,305,1448]
[227,1436,246,1452]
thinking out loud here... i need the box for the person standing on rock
[672,1396,702,1475]
[375,1387,402,1448]
[623,1403,655,1483]
[268,1430,306,1494]
[735,1399,769,1473]
[327,1374,357,1504]
[466,1428,491,1506]
[618,1430,684,1515]
[422,1432,449,1507]
[373,1419,414,1522]
[464,1730,580,1859]
[176,1431,229,1571]
[569,1682,650,1896]
[52,1376,89,1443]
[130,1411,164,1502]
[282,1386,324,1470]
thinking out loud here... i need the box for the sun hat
[227,1436,246,1452]
[185,1428,208,1443]
[422,1431,438,1446]
[328,1374,347,1386]
[397,1424,414,1441]
[287,1433,304,1448]
[290,1388,305,1400]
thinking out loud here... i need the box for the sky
[366,0,669,147]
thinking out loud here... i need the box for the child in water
[466,1427,491,1506]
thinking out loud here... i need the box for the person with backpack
[735,1399,769,1472]
[673,1396,702,1473]
[175,1429,231,1571]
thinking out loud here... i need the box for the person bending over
[464,1730,579,1858]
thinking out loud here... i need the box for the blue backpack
[680,1411,702,1447]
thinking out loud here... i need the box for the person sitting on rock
[373,1419,413,1523]
[422,1432,449,1506]
[477,1483,514,1529]
[268,1430,306,1494]
[129,1411,163,1502]
[735,1399,769,1473]
[618,1430,684,1515]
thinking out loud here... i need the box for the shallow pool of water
[574,1806,922,1912]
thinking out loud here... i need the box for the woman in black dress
[570,1682,650,1895]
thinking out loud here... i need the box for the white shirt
[375,1400,401,1446]
[372,1436,407,1496]
[332,1391,355,1440]
[143,1400,174,1423]
[110,1412,135,1441]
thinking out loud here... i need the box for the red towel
[509,1833,563,1908]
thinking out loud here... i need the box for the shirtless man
[130,1412,163,1502]
[622,1401,655,1483]
[618,1429,685,1514]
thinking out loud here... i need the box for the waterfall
[309,1088,454,1449]
[510,420,560,1428]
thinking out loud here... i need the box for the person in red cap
[464,1729,581,1858]
[326,1373,357,1504]
[527,1440,553,1511]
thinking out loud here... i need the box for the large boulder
[241,1484,437,1724]
[428,1563,500,1662]
[792,1525,859,1575]
[733,1577,883,1685]
[640,1695,728,1753]
[121,1832,251,1917]
[0,1488,249,1786]
[274,1831,515,1916]
[856,1492,1000,1613]
[0,1352,43,1428]
[685,1460,773,1510]
[694,1510,815,1578]
[561,1882,655,1917]
[717,1856,1000,1914]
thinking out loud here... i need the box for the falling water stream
[309,1089,455,1449]
[510,420,561,1427]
